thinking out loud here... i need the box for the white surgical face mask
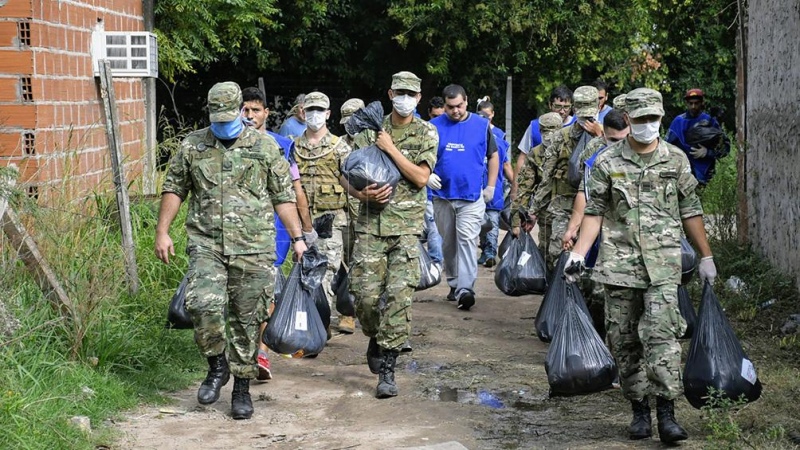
[392,95,418,117]
[305,111,327,131]
[629,121,661,144]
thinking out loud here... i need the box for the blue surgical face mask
[210,117,244,140]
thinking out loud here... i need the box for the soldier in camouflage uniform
[343,71,438,398]
[155,82,307,420]
[340,98,366,266]
[511,112,563,255]
[528,86,603,271]
[293,92,357,334]
[564,88,718,443]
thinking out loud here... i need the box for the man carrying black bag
[341,71,438,398]
[564,88,717,443]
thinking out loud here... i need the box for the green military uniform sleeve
[161,145,192,200]
[676,149,704,219]
[262,135,296,206]
[415,123,439,170]
[583,153,611,217]
[577,137,606,193]
[352,129,377,150]
[530,140,560,215]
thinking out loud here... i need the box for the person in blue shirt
[420,96,446,266]
[428,85,500,311]
[241,87,314,381]
[475,97,514,268]
[278,93,307,139]
[665,88,730,187]
[593,79,613,124]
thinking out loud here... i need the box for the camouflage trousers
[349,232,420,351]
[537,213,568,273]
[185,246,274,379]
[580,269,606,338]
[604,283,687,401]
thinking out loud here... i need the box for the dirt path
[115,256,706,449]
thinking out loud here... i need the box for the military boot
[231,377,254,420]
[629,396,652,440]
[197,354,230,405]
[376,350,400,399]
[366,337,382,374]
[656,396,688,443]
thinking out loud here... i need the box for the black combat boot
[375,350,400,399]
[231,377,254,420]
[366,337,382,374]
[629,396,652,440]
[656,396,689,443]
[197,354,230,405]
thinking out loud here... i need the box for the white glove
[690,144,708,159]
[698,256,717,285]
[427,173,442,190]
[482,185,495,203]
[563,251,585,283]
[302,228,318,246]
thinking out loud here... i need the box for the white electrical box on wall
[91,31,158,78]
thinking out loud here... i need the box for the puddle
[432,387,506,409]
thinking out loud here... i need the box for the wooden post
[258,77,266,98]
[97,60,140,295]
[0,172,74,318]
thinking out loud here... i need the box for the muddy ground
[115,241,710,449]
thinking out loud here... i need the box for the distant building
[0,0,156,203]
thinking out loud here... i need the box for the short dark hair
[591,79,609,93]
[242,87,266,107]
[549,85,573,103]
[442,84,467,101]
[477,96,493,112]
[428,96,444,111]
[603,109,626,131]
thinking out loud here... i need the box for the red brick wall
[0,0,148,204]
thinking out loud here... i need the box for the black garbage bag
[494,232,547,296]
[312,213,336,239]
[498,196,513,231]
[498,231,513,262]
[685,119,725,151]
[298,246,328,292]
[681,237,697,285]
[342,146,402,197]
[263,263,327,358]
[344,100,384,136]
[545,291,617,397]
[678,284,696,340]
[683,281,762,409]
[312,283,331,332]
[166,273,193,329]
[535,252,591,342]
[331,263,355,317]
[567,132,592,189]
[416,240,442,291]
[274,267,287,306]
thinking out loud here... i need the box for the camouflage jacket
[162,127,295,256]
[531,124,590,218]
[351,115,438,237]
[577,136,607,192]
[293,131,352,223]
[511,142,547,227]
[584,138,703,288]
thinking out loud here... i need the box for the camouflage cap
[626,88,665,118]
[573,85,599,118]
[612,94,627,112]
[538,112,563,134]
[339,98,365,124]
[303,91,330,110]
[208,81,242,123]
[391,71,422,92]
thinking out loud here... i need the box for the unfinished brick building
[0,0,156,204]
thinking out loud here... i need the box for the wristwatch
[291,235,306,244]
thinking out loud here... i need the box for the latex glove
[302,228,318,246]
[563,251,585,283]
[482,185,495,203]
[698,256,717,285]
[427,173,442,190]
[690,144,708,159]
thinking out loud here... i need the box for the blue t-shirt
[486,126,509,211]
[665,112,722,184]
[268,131,295,266]
[431,113,490,202]
[528,115,576,149]
[278,116,306,139]
[598,105,613,124]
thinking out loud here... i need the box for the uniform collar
[620,138,671,167]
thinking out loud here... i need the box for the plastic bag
[298,246,328,292]
[313,213,335,239]
[344,101,384,136]
[685,119,725,151]
[498,196,513,231]
[683,281,762,409]
[494,232,547,296]
[678,284,696,340]
[498,231,513,261]
[263,263,327,358]
[545,291,617,397]
[166,273,193,329]
[567,131,592,189]
[312,283,331,332]
[342,145,402,193]
[535,252,591,342]
[416,240,442,291]
[681,237,697,285]
[274,267,287,305]
[331,263,355,317]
